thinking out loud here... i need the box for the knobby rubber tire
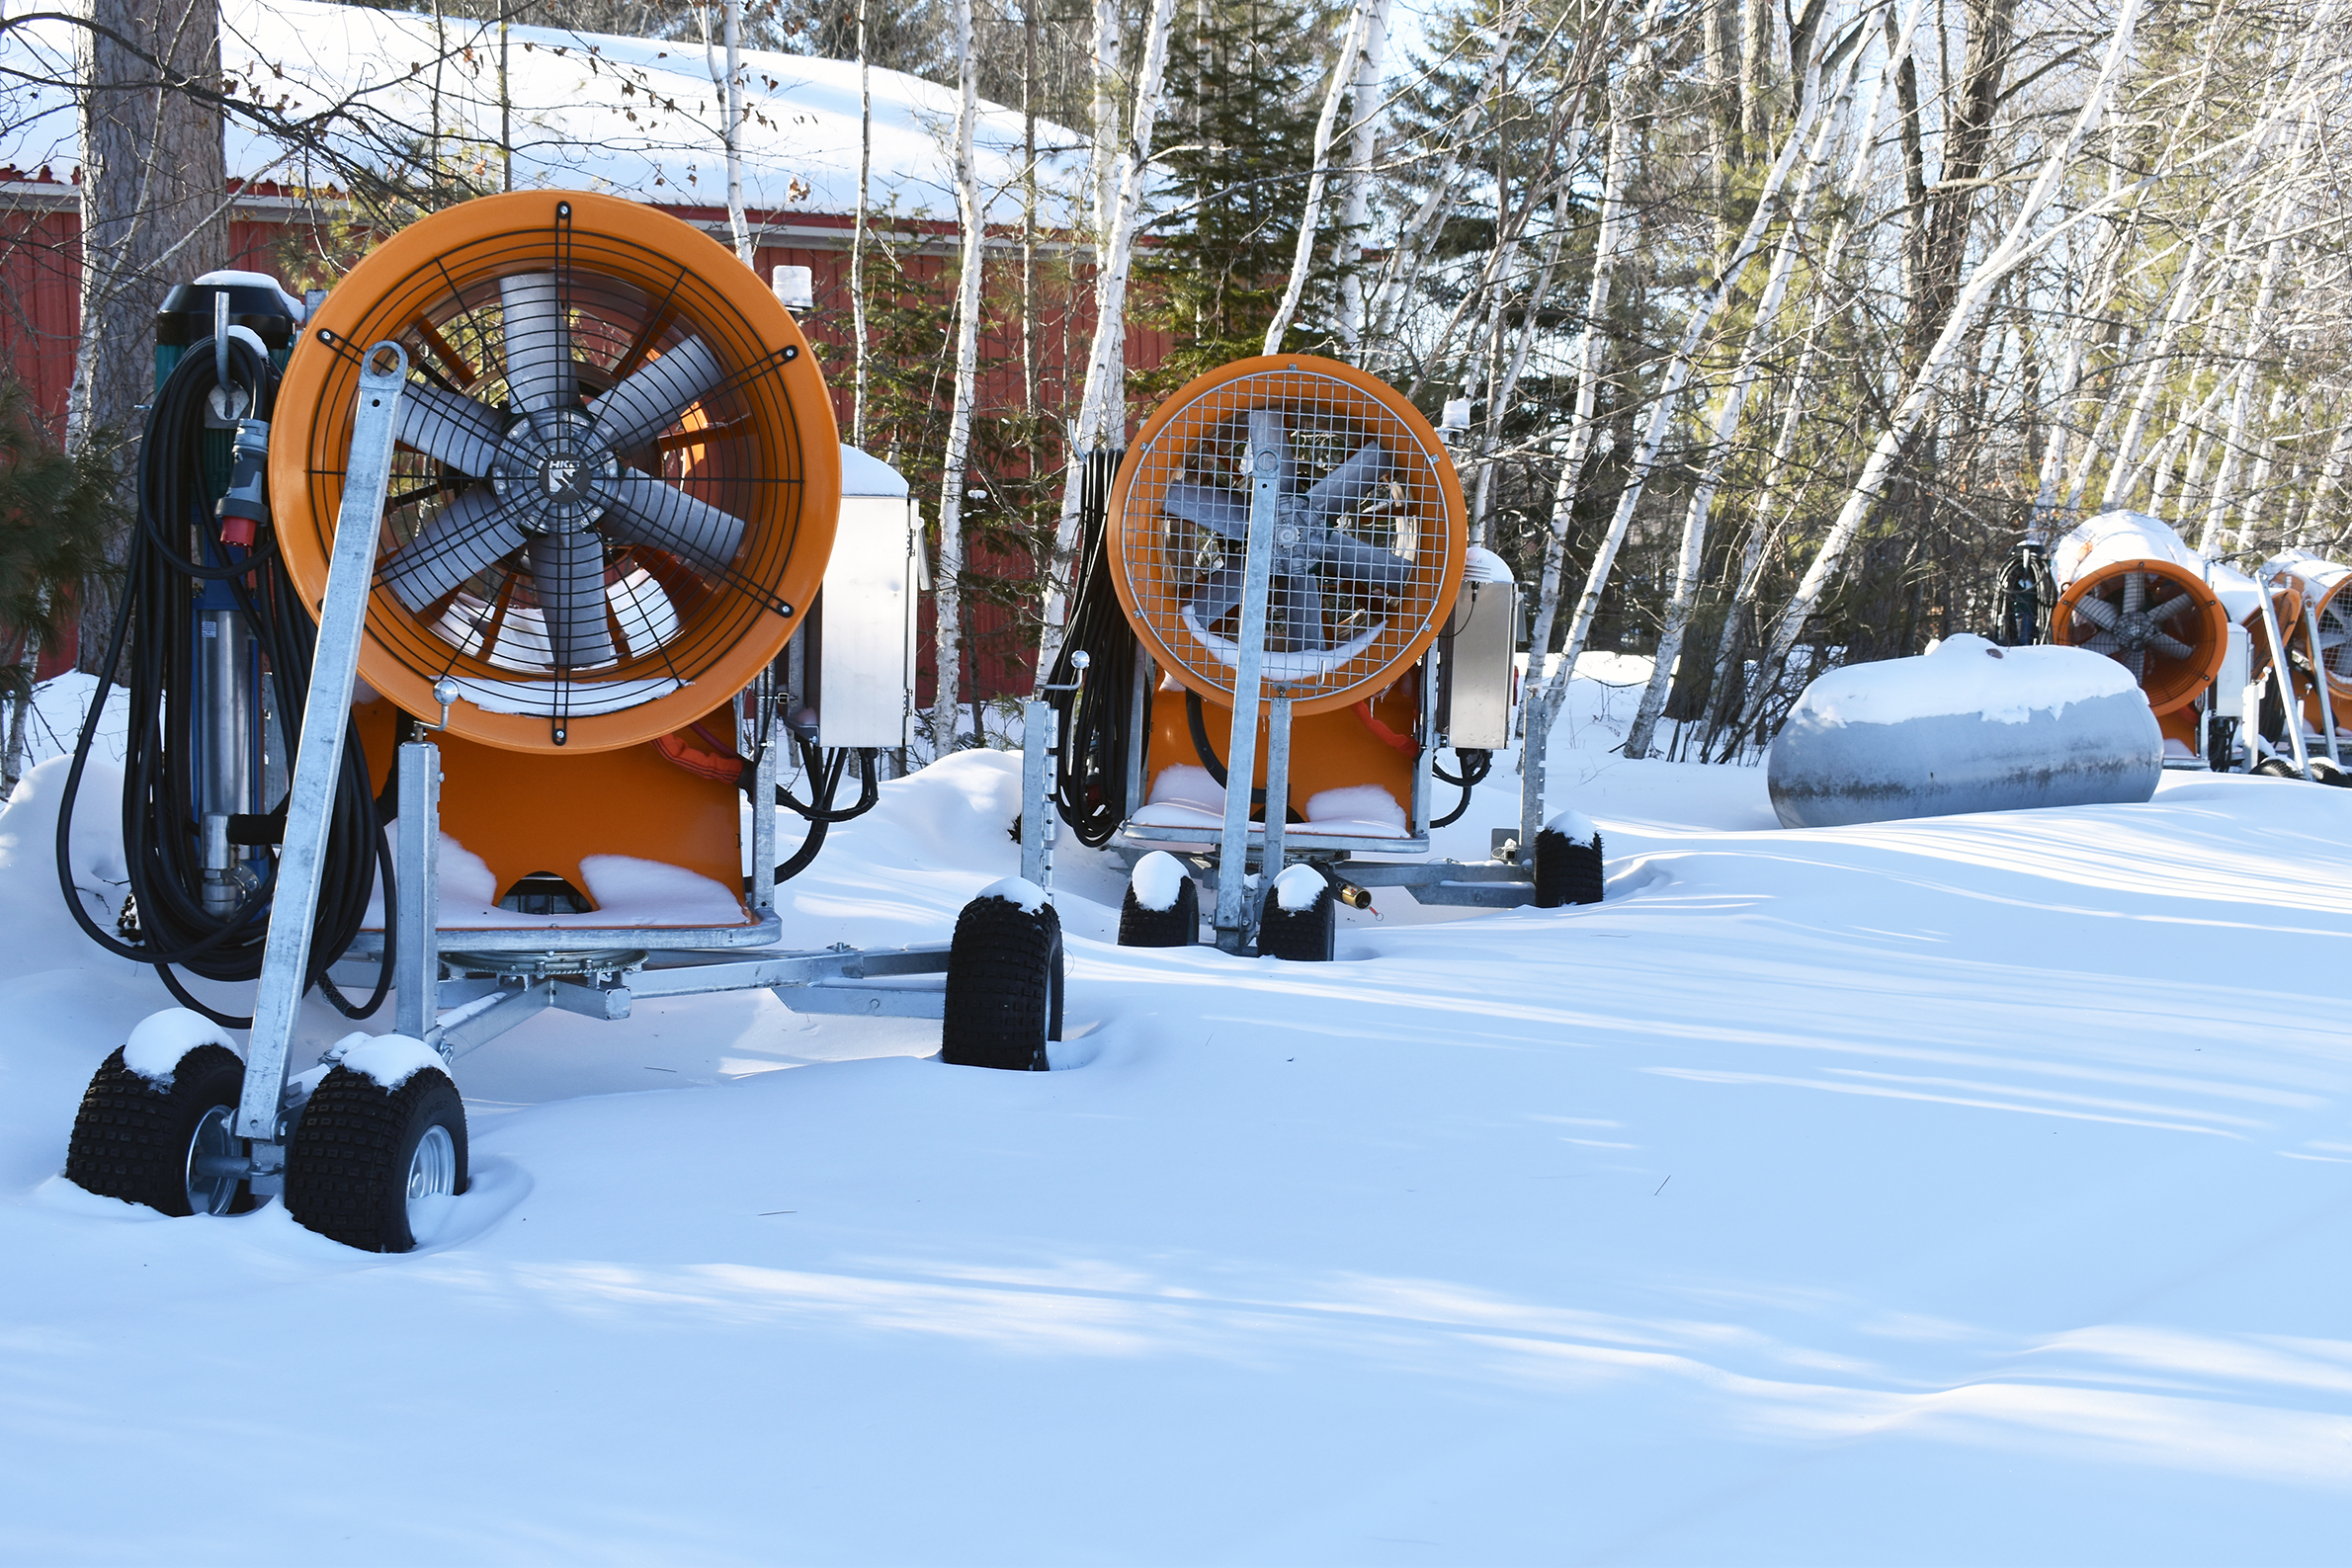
[285,1064,468,1253]
[65,1043,252,1216]
[943,895,1062,1070]
[1534,829,1605,908]
[1258,883,1335,961]
[1119,872,1199,948]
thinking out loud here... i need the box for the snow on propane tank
[1767,635,2160,829]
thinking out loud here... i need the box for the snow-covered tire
[943,893,1063,1070]
[2310,756,2351,787]
[1258,878,1335,962]
[285,1065,468,1253]
[2255,756,2305,780]
[1119,869,1199,947]
[1534,826,1605,908]
[64,1043,253,1217]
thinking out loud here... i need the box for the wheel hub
[490,407,619,535]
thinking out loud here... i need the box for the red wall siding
[0,189,1170,707]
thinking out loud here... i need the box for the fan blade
[2070,596,2120,632]
[2121,571,2146,617]
[2125,646,2146,681]
[2082,632,2121,657]
[587,335,724,453]
[1274,570,1325,652]
[605,473,747,575]
[2146,591,2197,624]
[499,273,577,415]
[397,381,507,477]
[2146,629,2196,661]
[528,532,616,669]
[378,485,532,612]
[1186,565,1245,625]
[1309,530,1415,597]
[1299,442,1387,525]
[1162,483,1249,539]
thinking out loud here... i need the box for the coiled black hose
[53,336,392,1028]
[1044,450,1137,848]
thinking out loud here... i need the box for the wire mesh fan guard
[272,191,839,753]
[2052,556,2226,717]
[1109,356,1465,717]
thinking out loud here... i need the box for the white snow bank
[1271,863,1326,912]
[364,828,745,929]
[1147,765,1223,812]
[1798,635,2139,728]
[973,875,1048,915]
[331,1032,447,1090]
[1303,784,1405,831]
[1127,852,1187,912]
[122,1010,240,1082]
[1543,809,1599,847]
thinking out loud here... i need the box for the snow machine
[1029,355,1597,959]
[2247,548,2351,783]
[2048,511,2245,767]
[57,192,1065,1252]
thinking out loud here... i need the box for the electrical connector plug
[216,418,271,547]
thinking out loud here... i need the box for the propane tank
[1768,635,2162,829]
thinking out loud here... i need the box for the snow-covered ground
[2,665,2348,1564]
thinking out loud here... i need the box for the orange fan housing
[272,189,839,756]
[1107,355,1466,721]
[2053,557,2228,745]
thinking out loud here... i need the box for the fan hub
[489,407,619,535]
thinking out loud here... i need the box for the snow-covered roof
[0,0,1083,228]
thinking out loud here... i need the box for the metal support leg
[2255,581,2311,778]
[1214,410,1286,951]
[1519,685,1553,865]
[1259,692,1293,924]
[1021,697,1053,888]
[198,608,253,917]
[750,712,779,915]
[393,741,441,1041]
[2302,598,2342,767]
[235,344,409,1146]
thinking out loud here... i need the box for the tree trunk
[1733,0,2144,744]
[932,0,985,752]
[73,0,227,671]
[1546,23,1837,719]
[850,0,873,448]
[1263,0,1379,354]
[1623,38,1856,759]
[1037,0,1183,674]
[1333,0,1393,351]
[1523,0,1668,683]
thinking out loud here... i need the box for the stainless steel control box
[1441,580,1518,749]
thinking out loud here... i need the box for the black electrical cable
[750,738,875,888]
[1044,449,1138,848]
[52,335,392,1029]
[1430,747,1491,828]
[775,736,879,824]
